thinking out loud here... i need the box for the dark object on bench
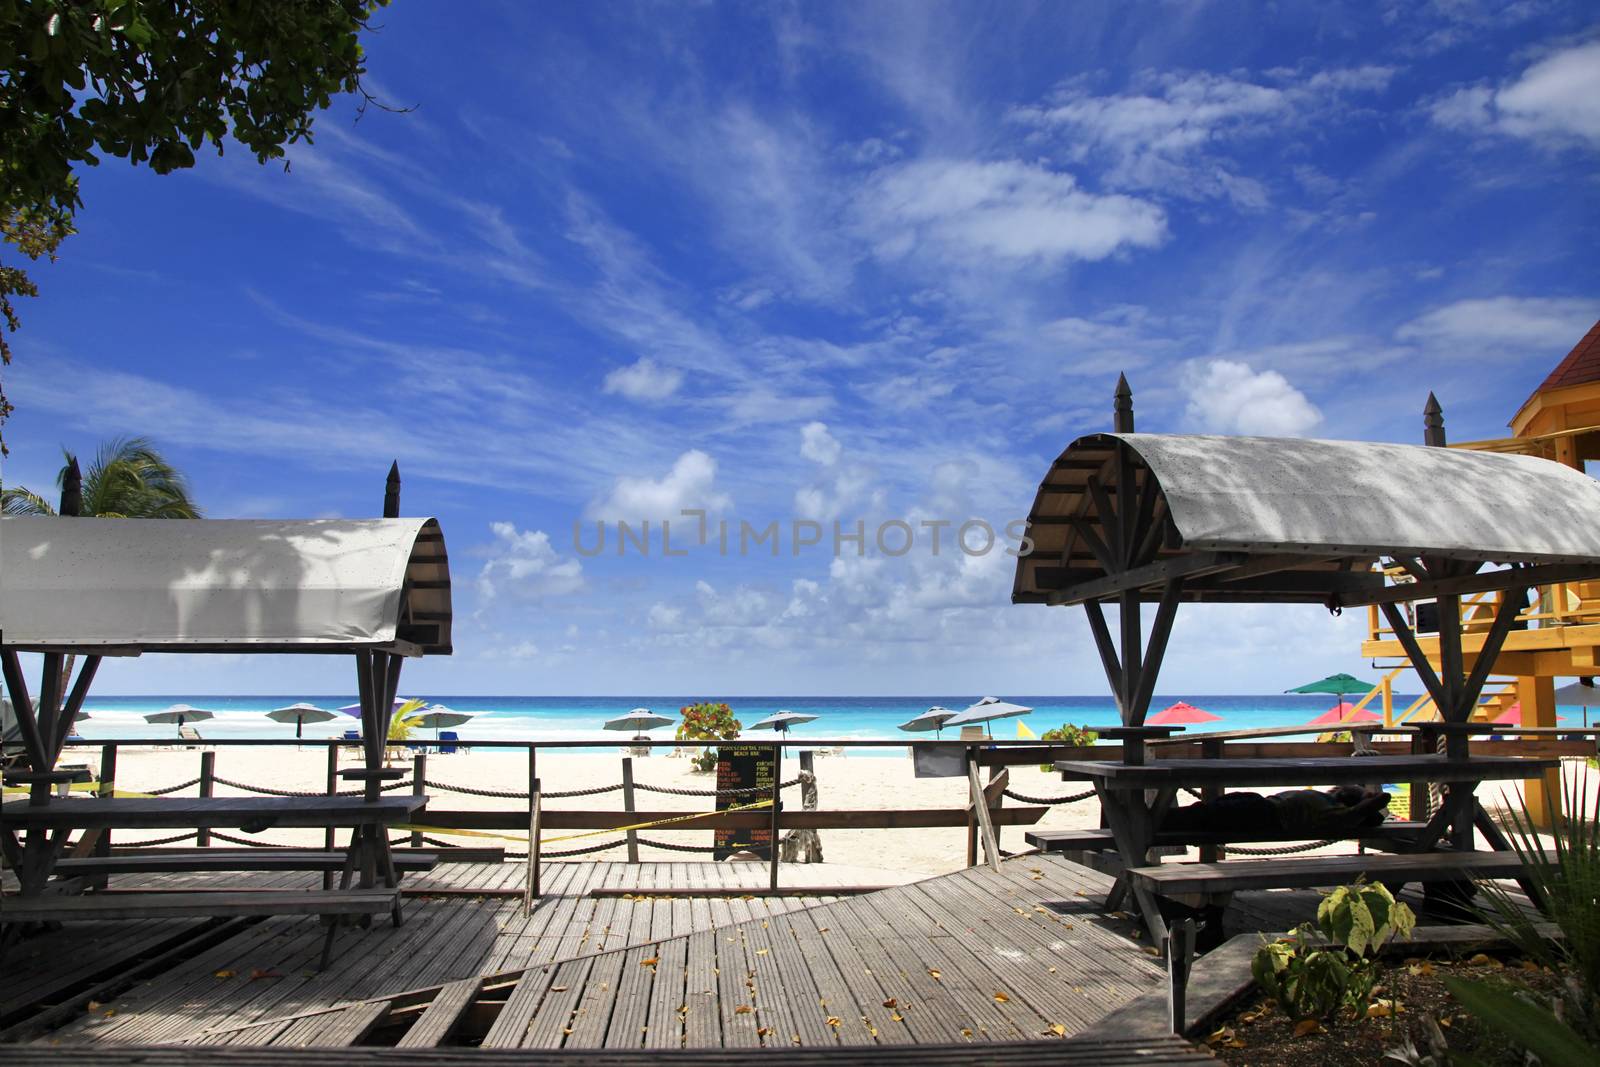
[1161,786,1391,839]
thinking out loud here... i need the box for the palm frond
[1,486,56,515]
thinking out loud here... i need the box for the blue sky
[2,0,1598,697]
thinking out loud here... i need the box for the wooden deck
[3,860,904,1046]
[183,855,1165,1050]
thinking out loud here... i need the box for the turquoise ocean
[70,694,1421,752]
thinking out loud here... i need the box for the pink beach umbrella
[1147,701,1222,726]
[1306,700,1381,727]
[1489,703,1567,726]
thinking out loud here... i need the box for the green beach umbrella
[1285,673,1370,698]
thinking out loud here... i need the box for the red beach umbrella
[1147,701,1222,726]
[1306,700,1381,726]
[1489,703,1567,725]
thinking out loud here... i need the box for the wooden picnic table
[1056,752,1561,942]
[1,795,427,965]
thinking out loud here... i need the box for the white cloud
[476,522,585,601]
[1397,296,1600,351]
[1012,67,1394,206]
[1430,41,1600,147]
[588,449,731,522]
[858,159,1167,266]
[799,422,842,465]
[1182,360,1323,436]
[602,357,684,402]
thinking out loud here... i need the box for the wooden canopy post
[1077,377,1184,764]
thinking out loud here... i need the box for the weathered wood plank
[394,978,481,1048]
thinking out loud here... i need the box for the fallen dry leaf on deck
[641,957,659,968]
[882,998,897,1009]
[212,970,235,980]
[1048,1023,1067,1037]
[550,986,568,993]
[757,1027,772,1037]
[755,948,769,955]
[1293,1019,1324,1037]
[826,1016,842,1028]
[891,1012,904,1022]
[993,992,1010,1003]
[928,969,942,980]
[735,1005,753,1015]
[248,969,281,981]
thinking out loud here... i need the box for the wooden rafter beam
[1046,551,1247,605]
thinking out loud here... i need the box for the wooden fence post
[91,743,117,888]
[197,751,215,847]
[621,757,640,863]
[524,778,542,914]
[768,742,782,892]
[411,752,427,848]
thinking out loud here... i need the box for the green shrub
[1038,723,1097,771]
[1474,767,1600,1044]
[676,702,741,773]
[1252,882,1415,1021]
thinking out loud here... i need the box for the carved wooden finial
[59,457,83,516]
[1423,392,1446,447]
[1113,373,1134,433]
[383,461,402,518]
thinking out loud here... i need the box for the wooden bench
[1125,848,1553,900]
[52,850,438,878]
[1026,820,1427,855]
[0,888,401,924]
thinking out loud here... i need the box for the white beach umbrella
[899,707,957,738]
[266,703,337,739]
[1553,678,1600,727]
[748,710,819,735]
[944,697,1033,731]
[604,709,675,736]
[144,704,215,728]
[410,705,475,743]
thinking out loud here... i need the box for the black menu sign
[713,744,775,860]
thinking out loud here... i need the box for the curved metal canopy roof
[1013,432,1600,607]
[0,517,451,655]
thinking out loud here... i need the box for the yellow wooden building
[1360,318,1600,819]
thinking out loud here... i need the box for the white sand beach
[71,744,1588,877]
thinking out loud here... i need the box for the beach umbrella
[336,698,414,717]
[748,710,819,735]
[1286,673,1370,699]
[1305,700,1381,727]
[411,705,475,743]
[899,707,957,739]
[144,705,215,728]
[1489,703,1568,726]
[266,703,337,739]
[604,709,676,735]
[945,697,1033,734]
[1553,678,1600,727]
[1147,701,1221,726]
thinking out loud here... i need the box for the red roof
[1531,318,1600,396]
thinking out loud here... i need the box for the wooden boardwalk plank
[681,930,720,1048]
[269,1001,388,1048]
[564,948,627,1047]
[642,932,689,1049]
[393,977,481,1048]
[480,964,563,1049]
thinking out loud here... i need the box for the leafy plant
[1252,882,1416,1021]
[1038,723,1097,771]
[387,699,429,742]
[1441,975,1597,1066]
[1473,767,1600,1043]
[676,702,741,773]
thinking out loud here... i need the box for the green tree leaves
[0,1,393,452]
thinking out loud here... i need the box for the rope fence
[1000,787,1096,805]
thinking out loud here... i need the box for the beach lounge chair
[178,725,204,745]
[438,730,461,754]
